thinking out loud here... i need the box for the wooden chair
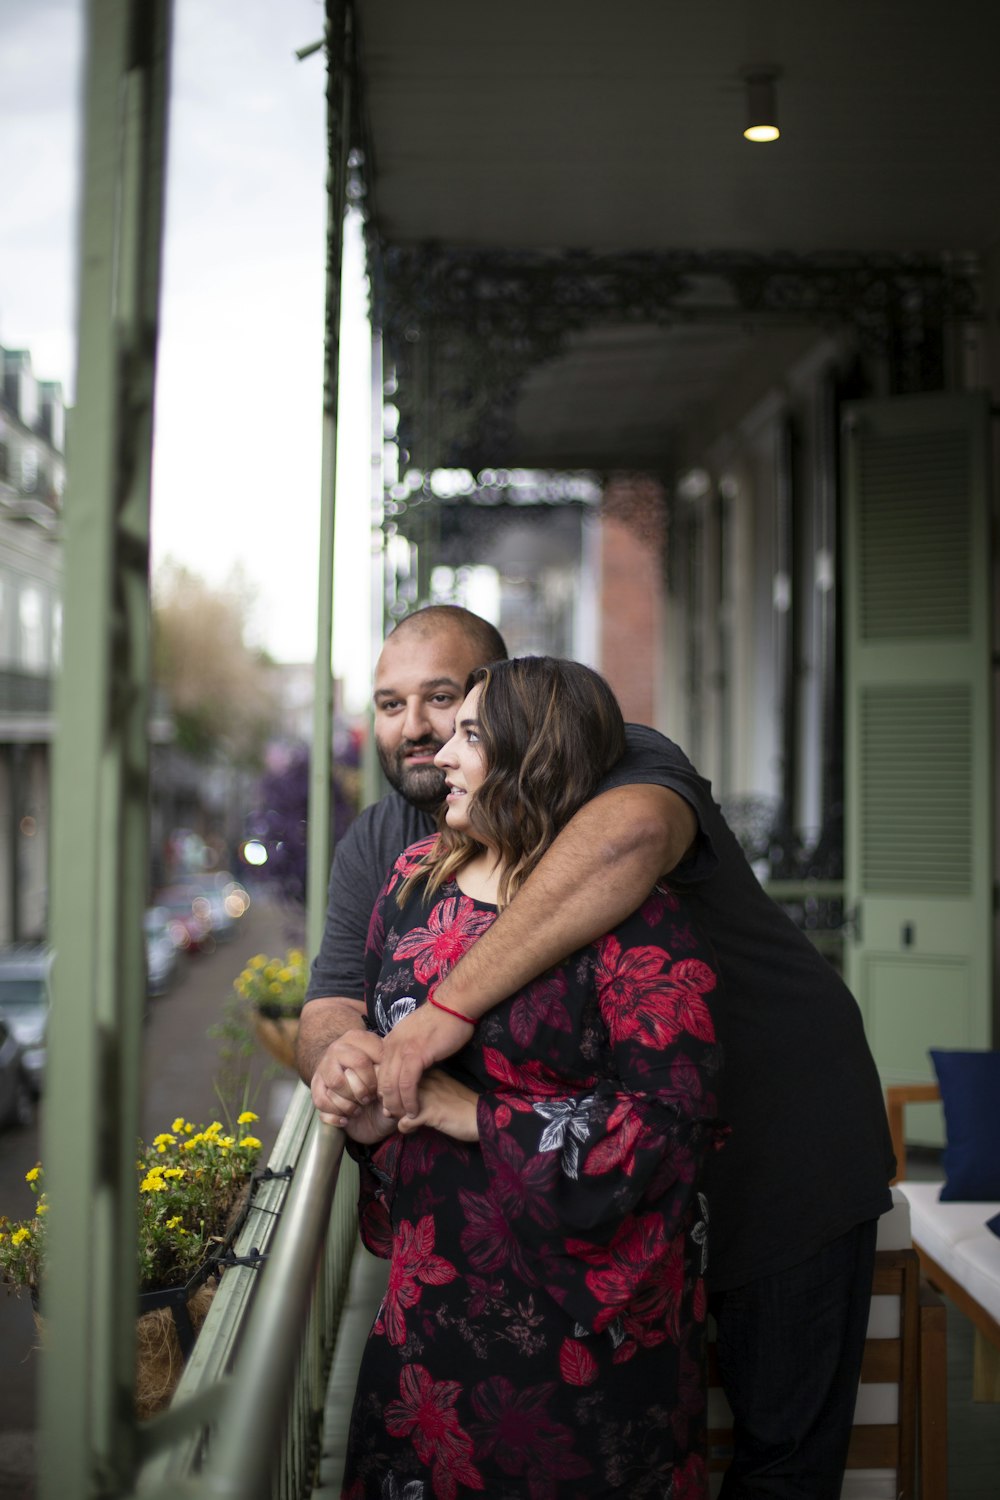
[706,1190,947,1498]
[888,1081,1000,1404]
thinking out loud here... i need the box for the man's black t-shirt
[306,724,894,1291]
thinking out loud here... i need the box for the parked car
[155,885,216,954]
[144,906,179,996]
[187,872,251,943]
[0,1016,34,1127]
[0,943,52,1097]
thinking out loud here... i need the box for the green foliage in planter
[233,948,307,1019]
[0,1115,263,1297]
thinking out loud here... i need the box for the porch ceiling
[353,0,1000,471]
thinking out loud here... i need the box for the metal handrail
[201,1121,345,1500]
[136,1083,358,1500]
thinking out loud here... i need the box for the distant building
[0,344,66,942]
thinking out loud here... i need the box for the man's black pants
[709,1219,879,1499]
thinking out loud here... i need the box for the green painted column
[307,0,353,962]
[361,325,385,811]
[40,4,172,1496]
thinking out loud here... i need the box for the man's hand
[296,995,369,1086]
[310,1028,385,1126]
[377,1003,474,1121]
[396,1068,479,1143]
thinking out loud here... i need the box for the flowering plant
[0,1164,45,1292]
[234,949,307,1018]
[0,1114,262,1296]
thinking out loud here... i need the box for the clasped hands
[310,1002,478,1144]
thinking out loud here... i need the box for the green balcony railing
[763,879,846,971]
[135,1084,358,1500]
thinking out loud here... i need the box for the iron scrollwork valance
[368,242,980,468]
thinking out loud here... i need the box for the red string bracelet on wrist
[428,994,476,1027]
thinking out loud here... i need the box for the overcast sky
[0,0,372,706]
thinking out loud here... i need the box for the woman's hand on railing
[396,1068,480,1143]
[340,1099,400,1147]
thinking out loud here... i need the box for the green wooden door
[843,391,993,1141]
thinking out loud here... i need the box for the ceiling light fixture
[742,66,781,142]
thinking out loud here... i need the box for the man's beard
[377,735,447,812]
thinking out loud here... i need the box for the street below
[0,892,306,1500]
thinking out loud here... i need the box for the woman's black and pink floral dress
[341,837,725,1500]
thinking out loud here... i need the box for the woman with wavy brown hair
[340,657,725,1500]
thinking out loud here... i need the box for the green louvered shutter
[843,392,993,1142]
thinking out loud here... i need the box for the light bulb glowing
[742,68,781,143]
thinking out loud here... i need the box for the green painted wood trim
[40,5,172,1498]
[308,2,353,963]
[842,391,994,1092]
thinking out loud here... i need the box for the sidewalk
[139,891,305,1155]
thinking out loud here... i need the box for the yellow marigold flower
[171,1117,185,1133]
[239,1135,262,1151]
[278,967,293,983]
[250,955,267,970]
[183,1121,194,1134]
[237,1111,258,1125]
[11,1227,31,1246]
[140,1172,166,1193]
[181,1136,200,1150]
[36,1203,49,1216]
[25,1166,41,1184]
[163,1168,185,1180]
[204,1121,222,1138]
[165,1215,184,1230]
[153,1133,177,1148]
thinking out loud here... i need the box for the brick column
[598,474,667,727]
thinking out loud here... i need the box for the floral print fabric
[342,837,724,1500]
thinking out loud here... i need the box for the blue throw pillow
[930,1049,1000,1201]
[987,1211,1000,1239]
